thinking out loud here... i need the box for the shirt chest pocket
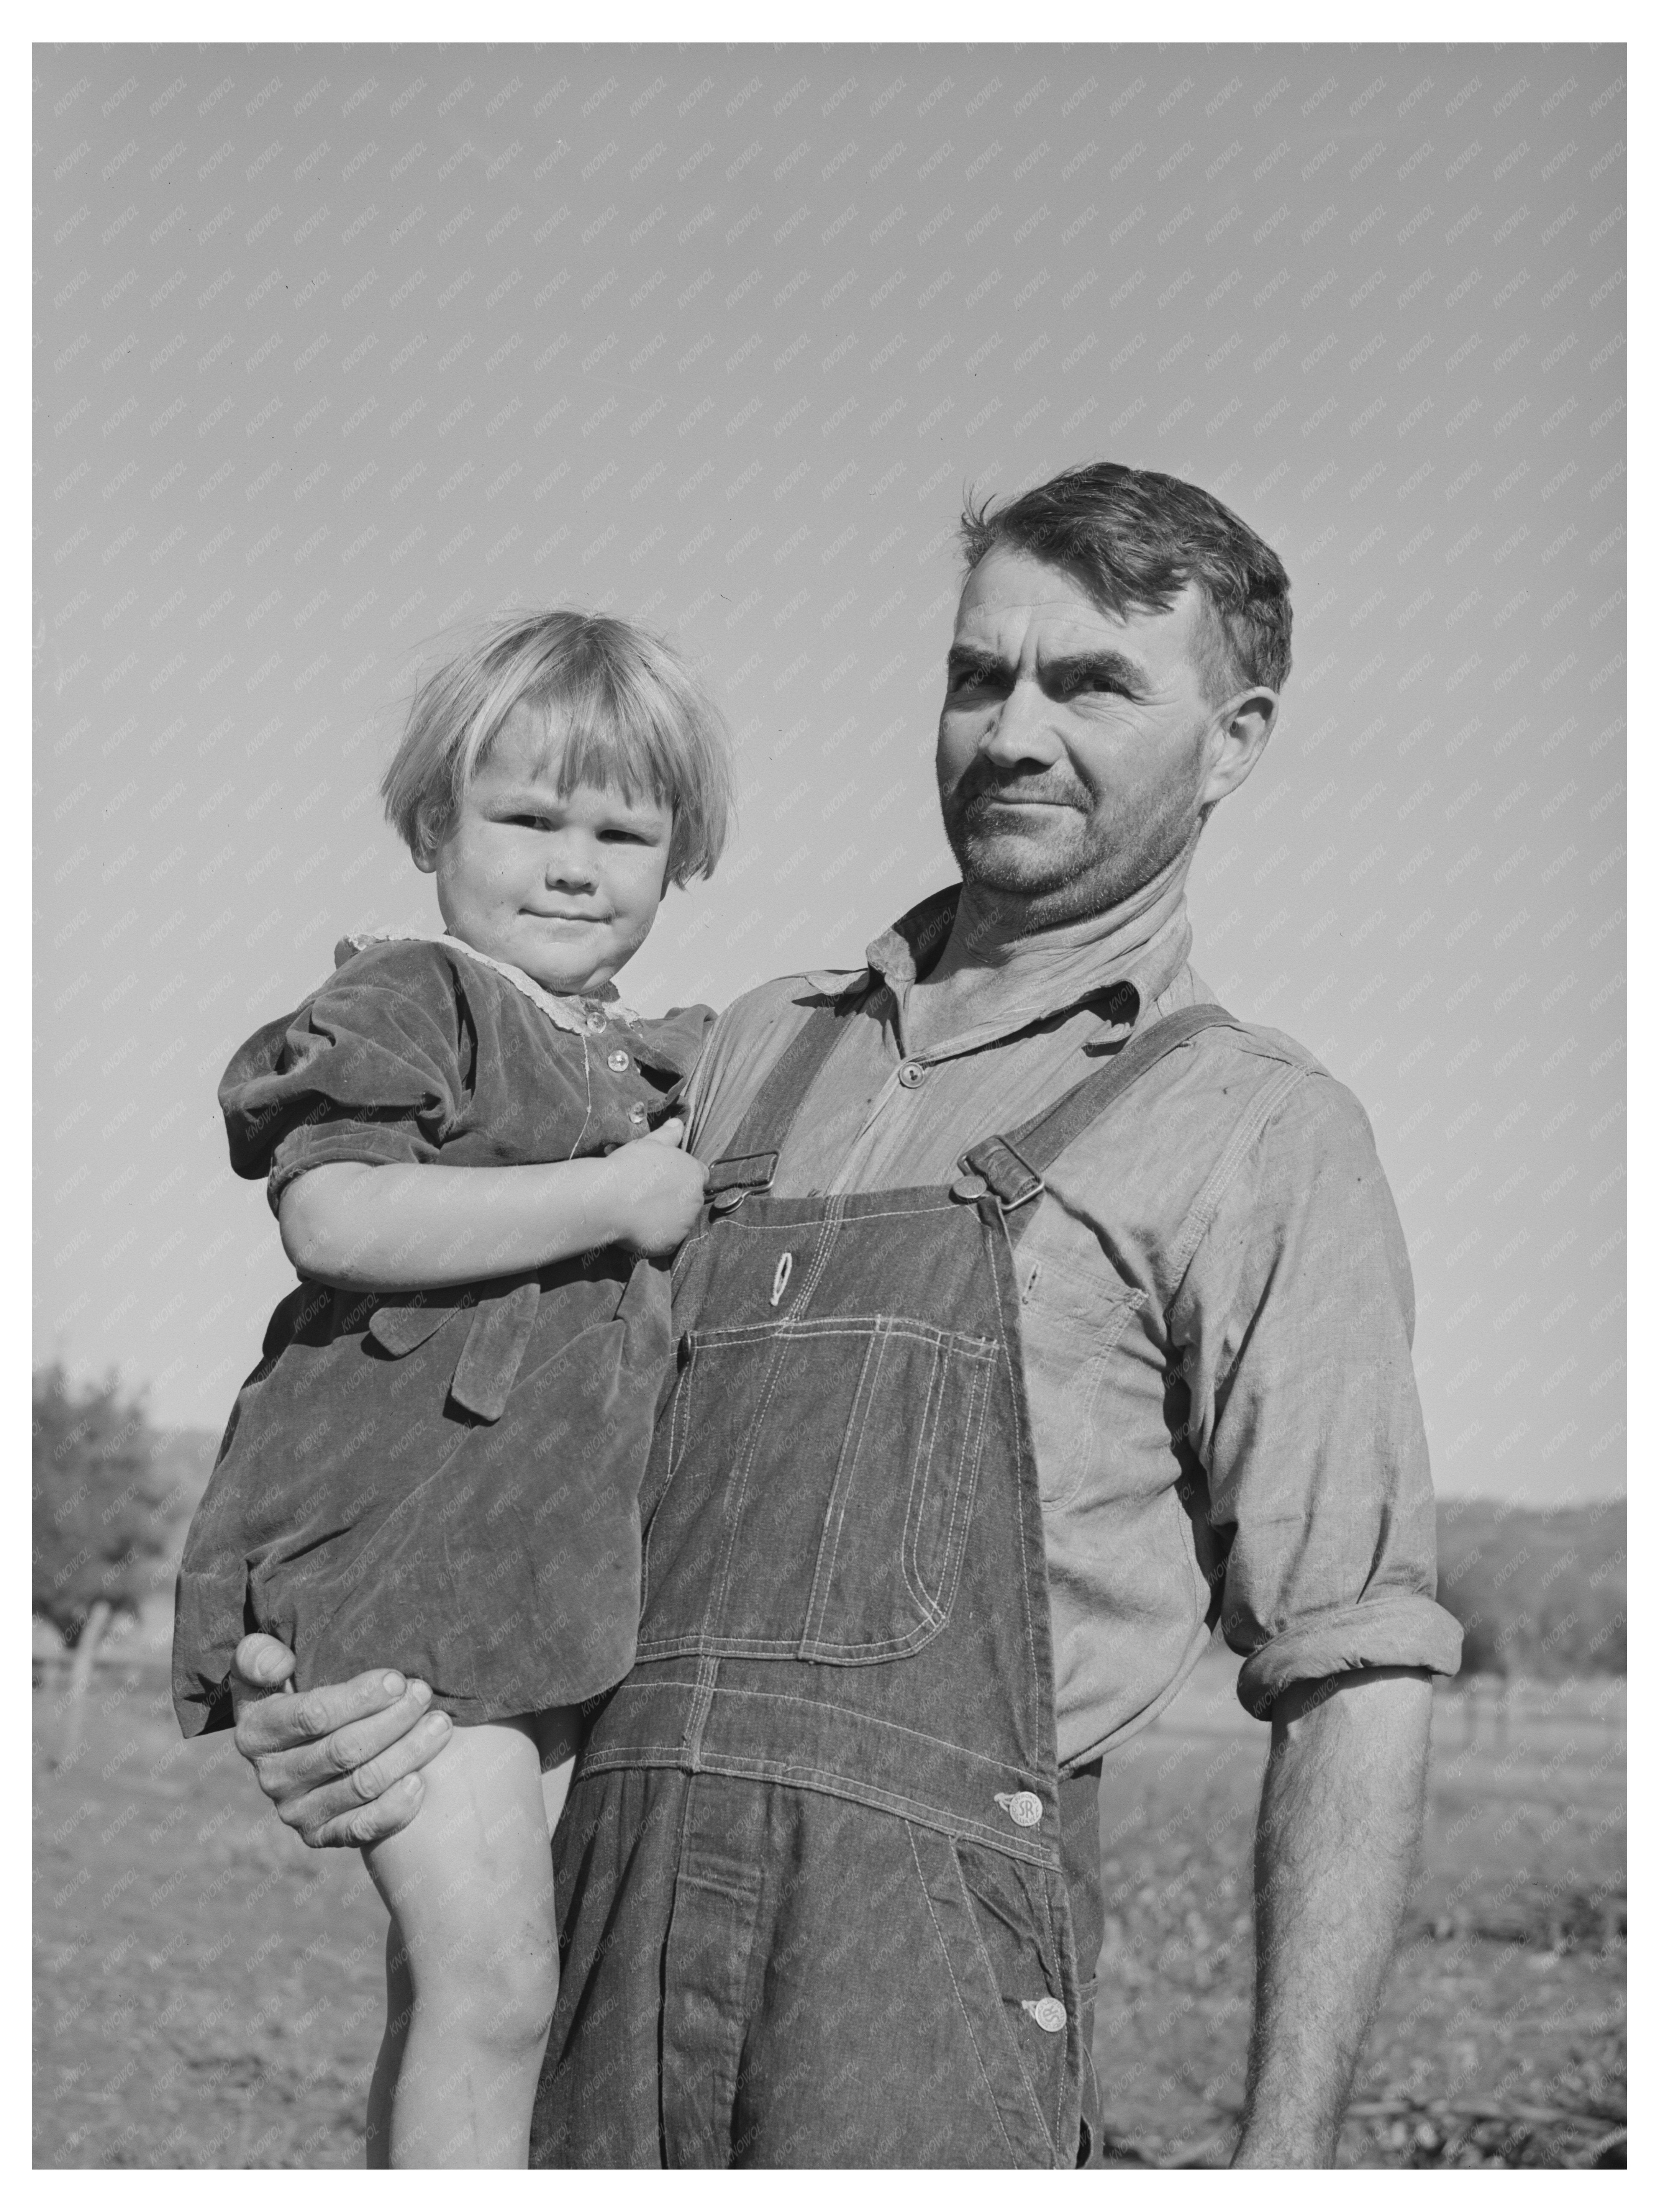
[1017,1249,1151,1515]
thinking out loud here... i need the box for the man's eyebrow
[1040,649,1150,693]
[944,643,1152,692]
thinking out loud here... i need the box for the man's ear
[1200,687,1279,811]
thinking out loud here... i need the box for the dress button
[607,1048,631,1072]
[1007,1790,1044,1828]
[897,1060,927,1088]
[1025,1997,1067,2035]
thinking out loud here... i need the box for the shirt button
[607,1048,631,1073]
[1007,1790,1044,1828]
[585,1010,607,1032]
[626,1102,649,1123]
[1026,1997,1067,2035]
[897,1061,927,1089]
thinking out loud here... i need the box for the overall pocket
[638,1313,995,1662]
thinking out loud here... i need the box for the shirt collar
[805,881,1194,1052]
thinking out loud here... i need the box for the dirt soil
[33,1654,1624,2169]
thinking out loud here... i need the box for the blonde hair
[381,610,734,886]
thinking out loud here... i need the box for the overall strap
[703,984,881,1208]
[961,1004,1239,1214]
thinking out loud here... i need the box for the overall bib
[531,998,1234,2168]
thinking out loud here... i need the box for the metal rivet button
[626,1102,649,1122]
[897,1060,927,1088]
[710,1188,746,1213]
[952,1173,989,1202]
[608,1048,631,1072]
[998,1789,1043,1828]
[1025,1997,1067,2034]
[585,1010,607,1032]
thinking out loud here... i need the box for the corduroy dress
[171,931,710,1738]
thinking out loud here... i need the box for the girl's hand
[600,1118,708,1255]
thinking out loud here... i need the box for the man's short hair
[959,461,1293,702]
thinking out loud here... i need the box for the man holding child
[229,461,1462,2168]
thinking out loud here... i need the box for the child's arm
[277,1122,705,1287]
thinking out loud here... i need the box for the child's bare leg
[362,1715,556,2168]
[364,1921,414,2168]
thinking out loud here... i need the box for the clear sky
[34,42,1625,1503]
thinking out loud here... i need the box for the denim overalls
[532,996,1235,2168]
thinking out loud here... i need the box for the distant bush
[1436,1497,1626,1679]
[31,1363,180,1650]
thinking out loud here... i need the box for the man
[231,462,1462,2168]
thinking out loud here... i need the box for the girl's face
[419,702,674,994]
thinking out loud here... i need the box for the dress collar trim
[333,928,640,1032]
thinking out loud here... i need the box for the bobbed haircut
[959,461,1293,702]
[381,610,734,886]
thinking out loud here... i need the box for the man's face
[936,548,1261,925]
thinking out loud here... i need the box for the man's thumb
[234,1632,298,1690]
[643,1117,685,1147]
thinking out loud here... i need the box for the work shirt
[682,884,1462,1769]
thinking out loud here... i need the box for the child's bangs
[518,654,682,814]
[385,608,731,881]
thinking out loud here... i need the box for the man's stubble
[936,749,1208,931]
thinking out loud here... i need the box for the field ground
[33,1650,1624,2169]
[1089,1656,1625,2169]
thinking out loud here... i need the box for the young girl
[172,611,732,2167]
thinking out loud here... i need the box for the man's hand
[230,1632,453,1849]
[1231,1666,1434,2167]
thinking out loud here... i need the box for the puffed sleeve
[218,940,470,1213]
[1171,1066,1464,1718]
[635,1001,718,1081]
[628,1002,719,1120]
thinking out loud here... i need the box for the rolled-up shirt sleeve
[1172,1067,1464,1719]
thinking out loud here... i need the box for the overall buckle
[706,1150,779,1213]
[956,1136,1044,1211]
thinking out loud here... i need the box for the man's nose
[980,673,1060,768]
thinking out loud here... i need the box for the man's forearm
[1232,1666,1433,2168]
